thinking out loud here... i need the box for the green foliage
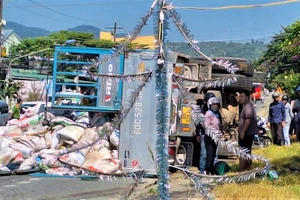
[8,31,119,59]
[9,37,54,58]
[48,30,94,44]
[269,70,300,98]
[168,39,267,61]
[255,20,300,95]
[256,20,300,71]
[84,39,117,48]
[0,79,24,100]
[147,187,158,195]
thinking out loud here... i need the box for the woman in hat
[204,97,222,175]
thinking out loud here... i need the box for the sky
[3,0,300,42]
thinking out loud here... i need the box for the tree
[0,79,24,109]
[8,37,54,62]
[255,20,300,72]
[254,20,300,97]
[8,31,119,59]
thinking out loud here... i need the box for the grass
[214,143,300,200]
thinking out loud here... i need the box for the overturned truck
[0,46,254,176]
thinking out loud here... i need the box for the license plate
[181,107,191,124]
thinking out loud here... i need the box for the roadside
[129,95,273,200]
[128,170,203,200]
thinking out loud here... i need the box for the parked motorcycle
[254,116,272,147]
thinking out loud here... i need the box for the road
[0,175,134,200]
[255,94,272,118]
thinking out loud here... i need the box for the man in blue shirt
[267,92,286,145]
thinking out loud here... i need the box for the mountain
[67,25,101,39]
[5,22,101,39]
[169,40,267,61]
[5,21,51,39]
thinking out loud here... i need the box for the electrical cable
[7,2,76,25]
[28,0,98,24]
[165,0,300,11]
[5,1,152,8]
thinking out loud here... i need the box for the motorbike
[254,116,272,147]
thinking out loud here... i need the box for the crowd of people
[268,85,300,146]
[195,90,257,174]
[195,85,300,175]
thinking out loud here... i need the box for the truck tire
[211,74,253,92]
[211,58,254,77]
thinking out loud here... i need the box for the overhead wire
[27,0,99,24]
[165,0,300,10]
[5,1,153,8]
[7,2,78,25]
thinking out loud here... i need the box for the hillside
[5,21,101,39]
[5,21,51,38]
[67,25,101,39]
[169,40,267,61]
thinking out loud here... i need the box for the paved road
[255,94,272,118]
[0,175,134,200]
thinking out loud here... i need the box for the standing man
[282,95,294,146]
[238,90,258,172]
[267,92,286,145]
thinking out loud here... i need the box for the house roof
[2,29,22,42]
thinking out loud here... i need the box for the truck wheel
[175,144,187,166]
[211,74,252,92]
[262,137,272,147]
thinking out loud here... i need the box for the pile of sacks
[0,111,121,176]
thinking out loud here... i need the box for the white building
[2,29,22,56]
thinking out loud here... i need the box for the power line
[5,1,153,8]
[27,0,98,24]
[167,0,300,11]
[7,2,77,25]
[104,22,125,42]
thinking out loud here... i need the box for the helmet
[282,95,289,101]
[272,92,279,98]
[208,97,220,105]
[204,92,215,102]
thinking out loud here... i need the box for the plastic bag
[109,130,120,148]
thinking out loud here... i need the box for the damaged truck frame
[50,46,254,175]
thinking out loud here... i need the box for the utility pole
[0,0,3,61]
[104,22,124,42]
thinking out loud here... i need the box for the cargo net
[171,79,271,199]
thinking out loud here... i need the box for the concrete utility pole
[0,0,3,61]
[105,22,124,42]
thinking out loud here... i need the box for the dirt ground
[128,170,204,200]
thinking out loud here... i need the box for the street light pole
[6,48,51,80]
